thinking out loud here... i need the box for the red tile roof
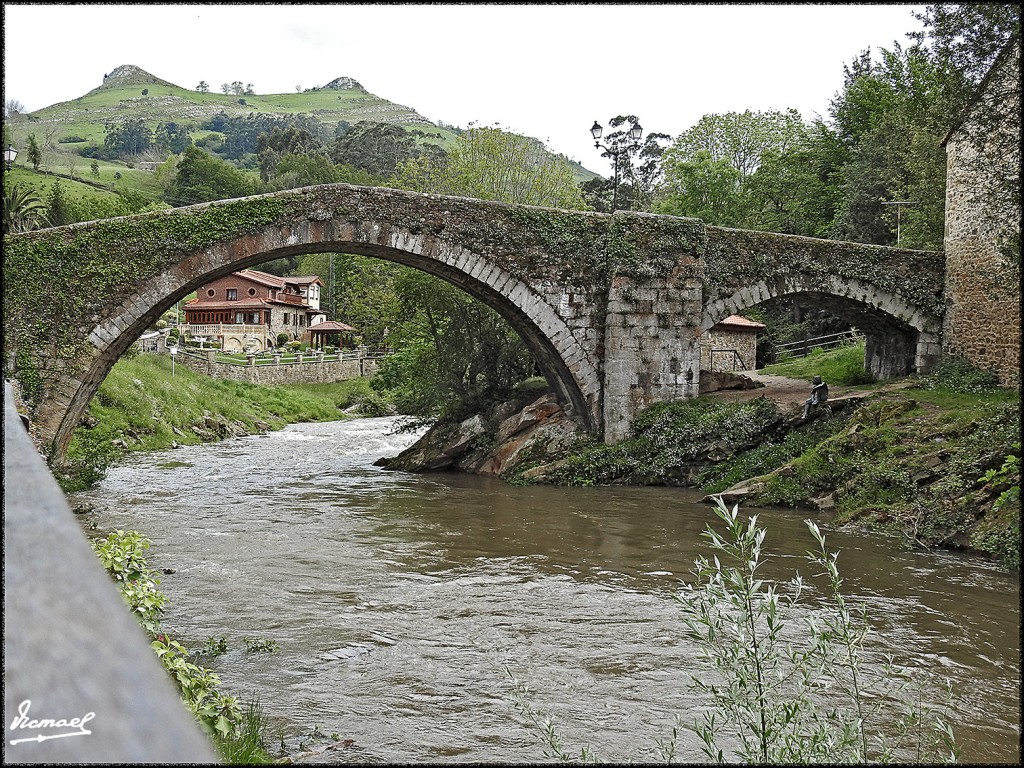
[715,314,766,330]
[309,320,356,333]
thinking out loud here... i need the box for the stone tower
[942,41,1021,387]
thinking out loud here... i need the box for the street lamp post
[590,120,643,212]
[880,200,920,246]
[4,144,17,171]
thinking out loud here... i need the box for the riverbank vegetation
[512,346,1020,569]
[90,529,273,763]
[59,352,387,492]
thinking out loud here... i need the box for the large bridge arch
[5,185,628,459]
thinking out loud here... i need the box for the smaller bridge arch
[702,274,943,377]
[700,227,945,378]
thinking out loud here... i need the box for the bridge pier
[602,272,702,443]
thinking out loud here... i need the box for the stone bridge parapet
[2,183,944,458]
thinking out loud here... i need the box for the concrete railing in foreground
[3,382,218,763]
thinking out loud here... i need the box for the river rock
[699,370,765,393]
[378,390,584,477]
[379,413,487,471]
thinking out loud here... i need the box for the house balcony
[183,323,269,338]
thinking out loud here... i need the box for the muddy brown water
[71,417,1021,763]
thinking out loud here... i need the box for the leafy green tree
[26,133,42,171]
[667,109,808,181]
[256,126,323,182]
[45,181,76,226]
[103,117,153,158]
[165,146,256,206]
[155,121,193,154]
[657,109,817,231]
[2,183,50,233]
[90,159,100,178]
[196,81,209,93]
[741,124,845,237]
[654,150,746,225]
[829,44,952,248]
[396,124,585,208]
[330,121,446,178]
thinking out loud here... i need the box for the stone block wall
[174,351,380,386]
[942,44,1021,387]
[699,328,758,372]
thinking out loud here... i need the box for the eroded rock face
[377,392,584,478]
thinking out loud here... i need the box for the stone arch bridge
[3,184,944,460]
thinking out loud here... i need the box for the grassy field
[760,341,877,386]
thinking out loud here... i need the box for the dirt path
[704,371,915,412]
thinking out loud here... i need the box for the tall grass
[762,341,875,386]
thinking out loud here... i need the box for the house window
[250,312,260,324]
[235,312,245,324]
[248,287,257,296]
[227,288,238,301]
[283,312,290,324]
[207,289,215,297]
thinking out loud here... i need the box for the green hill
[6,63,599,195]
[19,64,455,148]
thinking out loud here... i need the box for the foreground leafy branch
[676,497,959,764]
[508,497,960,764]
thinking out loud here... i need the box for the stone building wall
[942,43,1021,388]
[699,327,758,372]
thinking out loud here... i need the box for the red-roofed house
[183,269,326,352]
[700,314,765,372]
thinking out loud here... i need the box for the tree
[196,81,209,93]
[2,183,49,233]
[667,110,807,181]
[654,150,746,225]
[26,134,42,171]
[104,117,153,158]
[828,44,953,248]
[165,146,256,206]
[45,181,76,226]
[5,97,26,119]
[330,121,446,178]
[155,122,193,154]
[396,124,585,208]
[657,109,815,230]
[256,126,323,182]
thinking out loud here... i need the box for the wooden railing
[774,328,865,359]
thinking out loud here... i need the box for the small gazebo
[309,320,357,350]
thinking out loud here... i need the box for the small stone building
[941,40,1021,387]
[699,314,764,372]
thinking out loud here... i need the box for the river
[70,416,1021,764]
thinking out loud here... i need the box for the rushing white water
[72,417,1021,764]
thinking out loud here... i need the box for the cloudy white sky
[3,3,926,172]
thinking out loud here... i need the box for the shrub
[918,356,1001,393]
